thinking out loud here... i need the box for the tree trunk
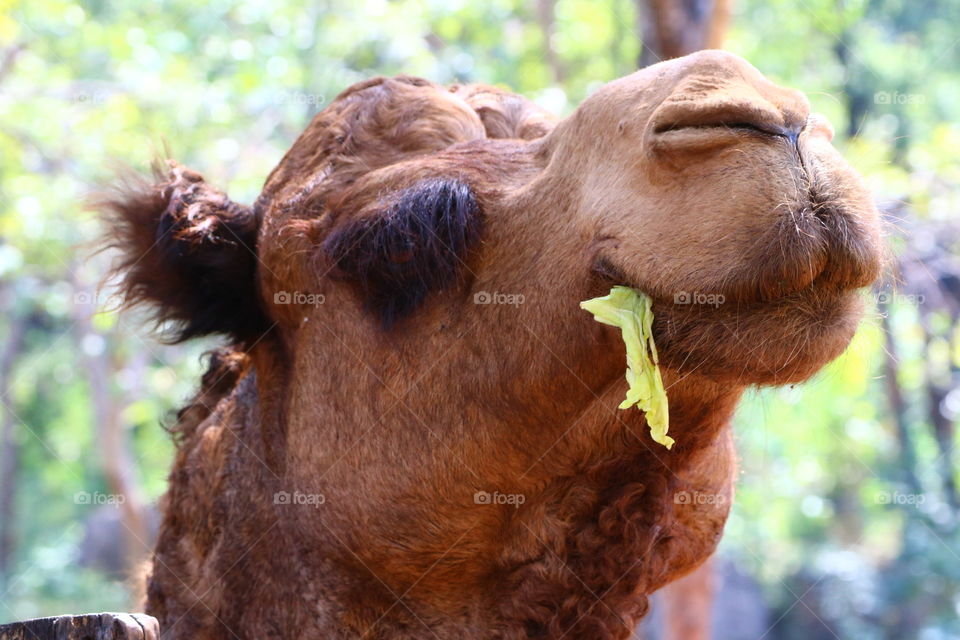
[0,300,27,589]
[880,307,922,497]
[536,0,566,84]
[70,276,150,589]
[637,0,733,67]
[658,557,715,640]
[921,324,959,510]
[0,612,159,640]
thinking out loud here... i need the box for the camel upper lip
[595,197,879,309]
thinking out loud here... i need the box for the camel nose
[650,50,809,143]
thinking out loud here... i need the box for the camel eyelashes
[324,177,482,328]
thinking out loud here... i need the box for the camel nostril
[653,120,777,136]
[763,120,803,143]
[650,99,805,147]
[651,116,803,154]
[785,127,801,147]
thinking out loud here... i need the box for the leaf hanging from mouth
[580,286,673,449]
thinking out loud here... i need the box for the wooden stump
[0,613,159,640]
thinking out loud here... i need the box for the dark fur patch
[98,162,269,343]
[324,178,482,327]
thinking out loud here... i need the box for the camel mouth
[637,193,879,385]
[708,185,881,304]
[594,191,880,320]
[778,189,883,297]
[650,284,866,385]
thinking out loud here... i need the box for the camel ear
[99,162,268,343]
[324,177,482,327]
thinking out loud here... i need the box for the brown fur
[101,51,881,639]
[97,163,267,343]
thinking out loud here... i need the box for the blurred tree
[637,0,732,66]
[0,287,29,589]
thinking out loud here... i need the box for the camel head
[101,49,883,639]
[235,49,878,394]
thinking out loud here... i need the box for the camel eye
[324,177,482,327]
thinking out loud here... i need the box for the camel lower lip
[652,287,865,386]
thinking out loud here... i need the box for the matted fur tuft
[97,161,268,343]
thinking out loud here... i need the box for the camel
[100,50,882,639]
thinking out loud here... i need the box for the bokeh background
[1,1,959,638]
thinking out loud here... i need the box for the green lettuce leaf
[580,286,673,449]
